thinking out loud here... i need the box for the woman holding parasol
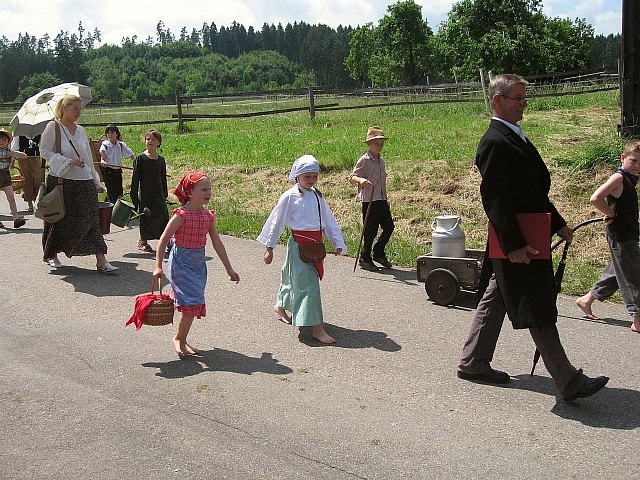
[39,94,118,273]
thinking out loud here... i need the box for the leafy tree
[156,21,174,45]
[52,30,88,83]
[434,0,594,80]
[260,23,276,50]
[345,24,376,86]
[0,7,603,101]
[541,17,593,73]
[223,50,303,90]
[591,34,621,68]
[377,0,432,84]
[16,72,61,101]
[345,1,432,86]
[86,57,124,102]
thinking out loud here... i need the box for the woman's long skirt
[277,236,323,326]
[42,176,107,260]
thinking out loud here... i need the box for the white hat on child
[288,154,320,181]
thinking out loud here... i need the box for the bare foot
[312,325,335,344]
[274,305,292,324]
[172,337,185,356]
[172,337,196,357]
[184,342,200,355]
[576,295,599,320]
[631,323,640,333]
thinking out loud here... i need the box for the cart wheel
[425,268,460,306]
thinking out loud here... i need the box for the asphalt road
[1,195,638,479]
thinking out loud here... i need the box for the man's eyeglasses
[500,94,527,104]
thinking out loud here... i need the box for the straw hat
[364,126,387,143]
[0,128,12,142]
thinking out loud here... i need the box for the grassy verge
[84,90,624,297]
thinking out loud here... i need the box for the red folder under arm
[488,213,551,260]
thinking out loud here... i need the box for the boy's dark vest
[18,135,41,156]
[608,172,639,242]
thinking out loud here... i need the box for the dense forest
[0,0,622,104]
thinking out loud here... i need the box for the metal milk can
[431,214,466,258]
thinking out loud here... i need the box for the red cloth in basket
[126,290,172,330]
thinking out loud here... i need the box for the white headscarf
[288,154,320,182]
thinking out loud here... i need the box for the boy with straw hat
[349,126,395,271]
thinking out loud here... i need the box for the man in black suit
[457,74,608,402]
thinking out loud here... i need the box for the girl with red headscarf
[153,172,240,357]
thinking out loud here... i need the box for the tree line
[0,0,622,104]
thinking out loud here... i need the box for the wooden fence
[170,68,620,130]
[0,67,621,131]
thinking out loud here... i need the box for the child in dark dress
[131,129,169,253]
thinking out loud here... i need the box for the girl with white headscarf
[257,155,347,344]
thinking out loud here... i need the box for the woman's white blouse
[40,120,101,185]
[258,185,347,253]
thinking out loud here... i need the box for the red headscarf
[173,172,207,204]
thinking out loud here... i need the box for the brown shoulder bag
[298,190,327,262]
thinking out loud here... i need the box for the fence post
[175,89,184,132]
[620,0,640,137]
[479,68,490,111]
[618,58,623,130]
[308,87,315,120]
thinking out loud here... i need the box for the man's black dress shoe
[359,259,379,271]
[373,255,393,268]
[564,376,609,402]
[457,368,510,384]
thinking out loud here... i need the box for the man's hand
[507,245,539,264]
[557,225,573,245]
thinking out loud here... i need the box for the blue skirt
[166,244,207,307]
[277,236,323,326]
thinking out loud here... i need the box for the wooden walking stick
[94,162,134,170]
[353,183,375,272]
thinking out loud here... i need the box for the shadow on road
[374,267,420,285]
[297,323,402,351]
[49,262,155,296]
[559,313,632,329]
[351,267,420,286]
[504,374,640,429]
[551,387,640,429]
[142,349,293,379]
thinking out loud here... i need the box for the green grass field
[9,90,627,297]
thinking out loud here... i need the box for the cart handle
[551,217,603,252]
